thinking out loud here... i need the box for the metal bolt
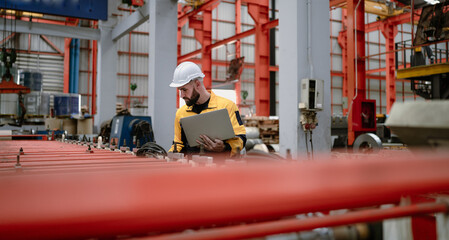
[86,145,94,153]
[15,155,21,168]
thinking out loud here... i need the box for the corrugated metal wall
[115,9,150,109]
[15,34,64,93]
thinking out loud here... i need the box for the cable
[307,0,314,79]
[131,119,155,146]
[1,3,3,48]
[347,0,363,118]
[136,142,167,158]
[304,129,310,160]
[309,130,314,159]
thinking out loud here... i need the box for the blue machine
[109,115,154,150]
[54,94,80,117]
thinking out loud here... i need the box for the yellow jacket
[169,91,246,156]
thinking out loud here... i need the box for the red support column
[381,22,398,114]
[346,0,366,145]
[411,196,438,240]
[202,8,213,89]
[177,5,188,109]
[246,0,270,116]
[235,0,242,106]
[337,9,348,115]
[188,7,215,89]
[63,38,71,94]
[178,5,186,65]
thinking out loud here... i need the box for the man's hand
[197,135,225,152]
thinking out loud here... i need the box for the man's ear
[193,79,201,88]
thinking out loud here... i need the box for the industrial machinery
[413,1,449,46]
[396,1,449,99]
[389,1,449,149]
[386,100,449,149]
[109,115,155,150]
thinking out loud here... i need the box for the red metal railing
[1,141,449,239]
[146,202,448,240]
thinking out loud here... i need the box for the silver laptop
[180,109,235,147]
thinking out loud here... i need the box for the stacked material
[243,116,279,144]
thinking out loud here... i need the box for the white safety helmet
[169,61,205,88]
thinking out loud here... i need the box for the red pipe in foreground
[1,152,449,239]
[146,202,448,240]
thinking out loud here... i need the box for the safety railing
[395,39,449,70]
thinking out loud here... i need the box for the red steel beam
[235,0,242,105]
[176,5,186,108]
[63,38,71,94]
[0,33,15,46]
[178,0,221,24]
[180,21,277,65]
[16,49,62,56]
[1,152,449,239]
[206,28,256,52]
[247,0,270,116]
[202,8,213,89]
[148,202,449,240]
[204,19,277,53]
[337,9,348,115]
[365,12,420,33]
[346,0,366,145]
[330,0,347,8]
[381,22,398,114]
[178,49,202,63]
[262,19,278,31]
[40,35,63,55]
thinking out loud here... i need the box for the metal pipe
[351,0,363,108]
[69,38,75,93]
[147,202,449,240]
[307,0,314,79]
[74,38,80,94]
[235,0,242,106]
[1,152,449,239]
[269,0,276,115]
[92,39,97,116]
[127,9,132,109]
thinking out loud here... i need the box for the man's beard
[184,88,200,106]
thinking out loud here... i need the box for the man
[168,61,246,157]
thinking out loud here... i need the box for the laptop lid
[180,108,235,147]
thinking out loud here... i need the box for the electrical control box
[299,78,324,111]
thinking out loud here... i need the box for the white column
[148,0,178,151]
[94,0,118,132]
[279,0,331,158]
